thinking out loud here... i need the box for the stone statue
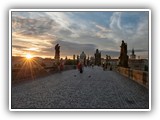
[95,49,101,66]
[80,51,86,66]
[119,40,128,67]
[77,55,79,64]
[55,44,60,60]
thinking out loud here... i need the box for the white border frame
[9,9,151,111]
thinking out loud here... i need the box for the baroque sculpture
[119,40,128,68]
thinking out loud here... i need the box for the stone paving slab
[11,66,149,109]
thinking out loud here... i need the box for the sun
[26,54,33,59]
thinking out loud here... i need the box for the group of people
[102,62,112,71]
[56,61,112,74]
[52,61,64,72]
[77,61,113,74]
[77,61,94,73]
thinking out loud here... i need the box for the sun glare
[26,54,33,59]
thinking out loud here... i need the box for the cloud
[96,24,112,32]
[101,50,120,58]
[12,11,149,59]
[12,16,60,36]
[108,12,149,55]
[94,24,113,39]
[44,40,97,58]
[45,12,72,29]
[110,12,122,31]
[12,45,28,49]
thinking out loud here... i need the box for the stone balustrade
[12,65,76,84]
[117,67,149,88]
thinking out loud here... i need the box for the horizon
[12,55,148,60]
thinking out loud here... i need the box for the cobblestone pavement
[11,66,149,109]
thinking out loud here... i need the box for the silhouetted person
[91,63,94,68]
[102,62,106,71]
[59,63,64,71]
[77,62,83,73]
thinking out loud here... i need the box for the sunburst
[26,54,33,59]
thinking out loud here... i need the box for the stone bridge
[11,66,149,109]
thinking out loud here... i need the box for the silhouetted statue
[130,48,136,59]
[77,55,79,64]
[55,44,60,60]
[95,49,101,66]
[106,55,111,67]
[119,40,128,68]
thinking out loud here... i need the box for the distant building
[128,59,148,71]
[128,49,148,71]
[130,48,136,60]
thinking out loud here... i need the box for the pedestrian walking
[77,62,83,73]
[102,62,105,71]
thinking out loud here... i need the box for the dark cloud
[41,40,97,57]
[58,29,73,37]
[12,16,60,36]
[101,50,120,58]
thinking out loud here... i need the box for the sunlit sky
[12,11,149,59]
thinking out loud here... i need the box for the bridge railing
[12,65,76,84]
[117,67,149,88]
